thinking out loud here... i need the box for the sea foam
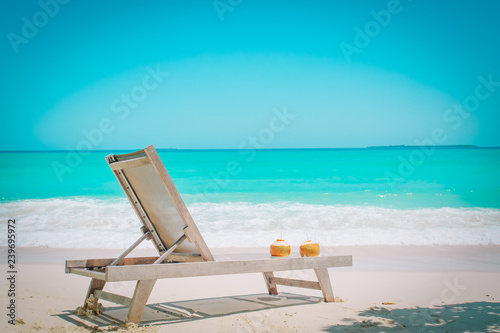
[1,197,499,248]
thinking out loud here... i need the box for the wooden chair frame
[65,145,352,324]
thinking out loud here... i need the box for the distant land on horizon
[365,144,479,149]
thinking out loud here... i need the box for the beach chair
[65,145,352,324]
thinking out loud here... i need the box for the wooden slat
[109,156,150,170]
[66,259,90,272]
[106,149,146,162]
[106,255,352,282]
[315,268,334,302]
[270,277,321,290]
[262,272,278,295]
[127,279,156,324]
[166,253,204,262]
[67,257,157,270]
[66,254,204,272]
[94,290,131,307]
[86,279,106,306]
[69,268,106,280]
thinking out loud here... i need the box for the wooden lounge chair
[65,145,352,324]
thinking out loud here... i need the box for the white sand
[1,245,499,332]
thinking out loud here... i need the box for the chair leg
[262,272,278,295]
[84,278,106,307]
[314,268,334,302]
[126,279,157,324]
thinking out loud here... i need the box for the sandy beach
[0,245,499,332]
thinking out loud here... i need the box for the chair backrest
[106,145,214,261]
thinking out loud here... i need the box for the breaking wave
[1,197,499,248]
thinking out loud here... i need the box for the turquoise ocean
[1,147,499,248]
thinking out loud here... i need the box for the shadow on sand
[322,301,500,332]
[53,292,322,330]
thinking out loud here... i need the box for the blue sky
[1,0,499,150]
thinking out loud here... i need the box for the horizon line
[2,144,500,153]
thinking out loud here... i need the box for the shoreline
[6,244,500,271]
